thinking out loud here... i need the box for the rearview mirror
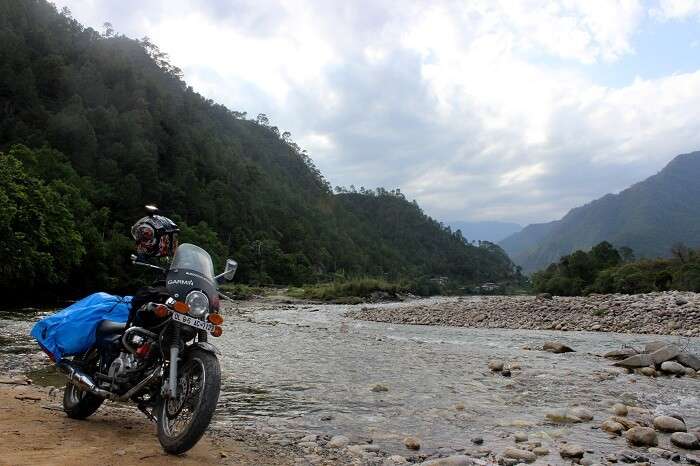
[216,259,238,284]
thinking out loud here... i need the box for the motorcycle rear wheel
[63,353,104,419]
[156,348,221,454]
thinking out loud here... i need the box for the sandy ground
[0,381,290,466]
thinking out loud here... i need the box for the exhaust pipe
[58,361,113,399]
[58,361,163,402]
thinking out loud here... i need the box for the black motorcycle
[58,243,237,454]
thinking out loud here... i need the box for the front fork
[167,323,180,399]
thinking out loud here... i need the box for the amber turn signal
[153,304,169,318]
[211,325,223,337]
[173,301,190,314]
[207,313,224,325]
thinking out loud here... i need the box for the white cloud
[53,0,700,225]
[652,0,700,20]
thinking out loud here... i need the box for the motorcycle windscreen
[30,292,132,362]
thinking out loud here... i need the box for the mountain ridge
[499,151,700,273]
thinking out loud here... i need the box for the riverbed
[1,298,699,464]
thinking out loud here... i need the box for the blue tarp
[30,292,132,362]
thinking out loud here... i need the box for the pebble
[532,447,549,456]
[502,447,536,463]
[670,432,700,449]
[612,403,628,416]
[569,407,594,421]
[660,361,686,375]
[543,341,575,353]
[488,360,504,371]
[624,427,658,447]
[384,455,408,465]
[371,384,389,392]
[653,415,686,433]
[328,435,349,448]
[601,419,625,435]
[513,432,528,443]
[404,436,421,450]
[559,443,584,459]
[640,367,656,377]
[471,437,484,445]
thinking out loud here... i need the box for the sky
[53,0,700,226]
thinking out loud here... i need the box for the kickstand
[137,404,156,423]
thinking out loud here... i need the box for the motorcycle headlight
[185,290,209,318]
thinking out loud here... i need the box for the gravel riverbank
[347,291,700,335]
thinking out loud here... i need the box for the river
[1,298,699,463]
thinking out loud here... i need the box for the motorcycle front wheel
[156,348,221,454]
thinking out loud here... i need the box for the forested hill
[500,151,700,273]
[0,0,518,300]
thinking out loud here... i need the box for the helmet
[131,212,179,259]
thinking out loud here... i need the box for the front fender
[190,341,221,356]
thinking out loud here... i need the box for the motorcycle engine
[108,351,139,380]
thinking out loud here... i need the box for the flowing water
[1,299,699,462]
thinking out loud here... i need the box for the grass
[219,283,270,300]
[287,277,407,302]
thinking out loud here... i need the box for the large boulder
[676,353,700,371]
[625,427,658,447]
[649,345,680,365]
[654,416,686,433]
[604,348,638,360]
[644,341,669,353]
[543,341,575,353]
[614,354,653,368]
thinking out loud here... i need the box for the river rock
[300,434,317,442]
[654,415,686,432]
[384,455,409,465]
[543,341,574,353]
[670,432,700,449]
[546,409,582,423]
[644,341,668,353]
[404,436,421,450]
[640,367,656,377]
[612,403,628,416]
[569,407,594,421]
[625,427,658,447]
[649,345,680,364]
[488,359,504,371]
[648,447,673,459]
[560,444,584,459]
[604,348,638,360]
[513,432,528,443]
[371,383,389,392]
[661,361,686,374]
[328,435,349,448]
[419,456,473,466]
[471,437,484,445]
[614,354,653,368]
[618,450,649,463]
[532,447,549,456]
[602,419,625,434]
[502,447,536,463]
[676,352,700,371]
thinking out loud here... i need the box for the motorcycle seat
[95,320,127,337]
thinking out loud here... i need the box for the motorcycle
[58,242,237,454]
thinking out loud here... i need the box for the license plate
[172,312,215,332]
